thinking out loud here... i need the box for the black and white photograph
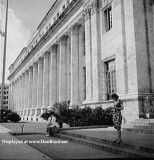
[0,0,154,159]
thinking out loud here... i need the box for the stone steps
[122,119,154,134]
[129,122,154,126]
[122,127,154,134]
[123,124,154,130]
[55,131,154,158]
[135,119,154,122]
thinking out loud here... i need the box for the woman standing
[108,93,124,144]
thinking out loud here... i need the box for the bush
[7,112,21,122]
[40,101,113,127]
[2,110,13,122]
[40,112,51,121]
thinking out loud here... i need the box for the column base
[41,106,48,114]
[29,108,35,117]
[20,110,24,116]
[33,108,41,117]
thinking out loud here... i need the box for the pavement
[0,125,53,160]
[0,121,126,160]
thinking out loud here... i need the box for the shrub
[7,112,21,122]
[40,112,51,121]
[40,101,113,127]
[2,110,12,122]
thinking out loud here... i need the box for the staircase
[54,120,154,158]
[122,119,154,134]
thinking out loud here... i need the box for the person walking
[108,93,124,144]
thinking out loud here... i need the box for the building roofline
[37,0,58,30]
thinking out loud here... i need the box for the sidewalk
[0,125,53,160]
[0,122,126,159]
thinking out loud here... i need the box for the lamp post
[1,0,8,119]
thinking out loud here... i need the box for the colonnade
[9,0,103,120]
[9,22,86,120]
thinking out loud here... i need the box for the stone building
[0,83,9,110]
[8,0,154,122]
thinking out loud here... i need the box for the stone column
[13,82,15,111]
[16,79,19,113]
[49,45,58,106]
[24,71,28,116]
[28,66,33,117]
[15,80,17,112]
[70,23,80,105]
[36,57,43,116]
[42,52,50,112]
[78,22,86,103]
[90,1,102,101]
[59,36,67,102]
[25,70,29,117]
[19,77,22,115]
[66,37,71,102]
[18,76,22,115]
[84,7,93,102]
[31,62,38,116]
[22,73,25,116]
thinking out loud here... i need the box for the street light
[1,0,8,119]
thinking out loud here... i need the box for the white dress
[47,115,59,128]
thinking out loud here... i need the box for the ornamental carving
[99,0,113,9]
[91,0,99,15]
[58,34,68,45]
[69,22,81,34]
[84,6,91,21]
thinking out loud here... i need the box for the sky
[0,0,55,83]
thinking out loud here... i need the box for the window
[62,5,65,11]
[106,60,116,100]
[104,6,112,31]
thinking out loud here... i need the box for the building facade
[8,0,154,122]
[0,83,9,110]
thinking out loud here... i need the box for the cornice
[8,0,83,81]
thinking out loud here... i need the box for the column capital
[29,65,33,71]
[44,51,50,58]
[69,22,81,34]
[25,69,29,74]
[22,72,25,77]
[50,43,58,53]
[33,61,38,67]
[78,12,85,25]
[58,34,68,46]
[84,5,92,21]
[91,0,100,15]
[38,56,44,63]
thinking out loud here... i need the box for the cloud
[0,4,30,83]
